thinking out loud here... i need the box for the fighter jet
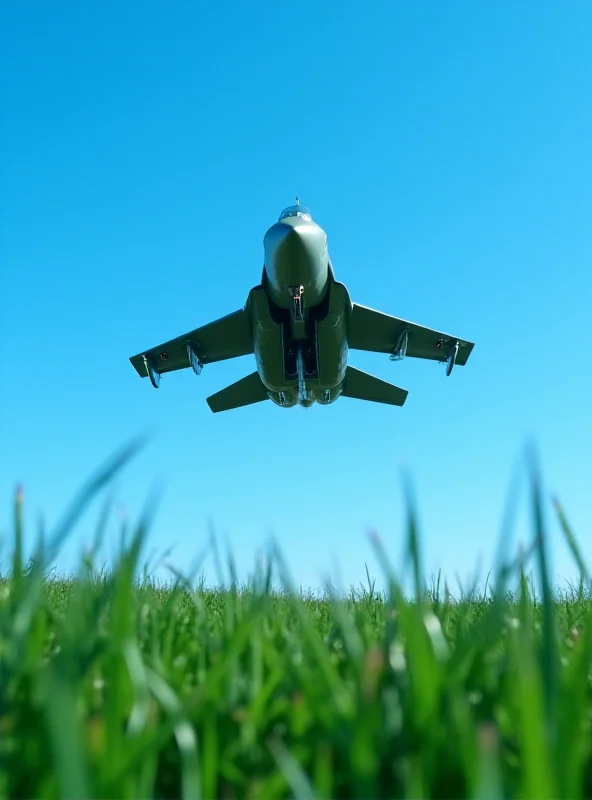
[129,201,474,412]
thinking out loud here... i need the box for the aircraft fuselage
[249,203,350,408]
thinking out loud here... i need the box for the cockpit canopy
[278,204,312,222]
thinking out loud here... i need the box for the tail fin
[206,371,270,413]
[342,365,408,407]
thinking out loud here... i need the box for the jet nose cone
[263,217,329,308]
[263,221,298,263]
[264,221,303,258]
[264,220,327,271]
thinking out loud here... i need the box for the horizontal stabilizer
[342,366,408,407]
[206,371,270,413]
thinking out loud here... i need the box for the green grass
[2,439,592,798]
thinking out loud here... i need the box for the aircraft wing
[348,303,474,366]
[129,308,253,382]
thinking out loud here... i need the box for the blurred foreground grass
[1,439,592,798]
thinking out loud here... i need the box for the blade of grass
[42,663,91,799]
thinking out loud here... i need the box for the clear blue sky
[2,1,591,593]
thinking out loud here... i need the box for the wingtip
[129,353,148,378]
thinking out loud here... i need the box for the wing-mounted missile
[445,341,459,376]
[434,337,462,376]
[185,342,204,375]
[142,355,161,388]
[389,328,410,361]
[139,342,204,388]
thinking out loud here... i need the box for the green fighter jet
[129,201,474,412]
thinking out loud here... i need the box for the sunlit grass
[1,439,591,798]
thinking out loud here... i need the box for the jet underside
[249,267,350,408]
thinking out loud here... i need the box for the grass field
[2,439,592,798]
